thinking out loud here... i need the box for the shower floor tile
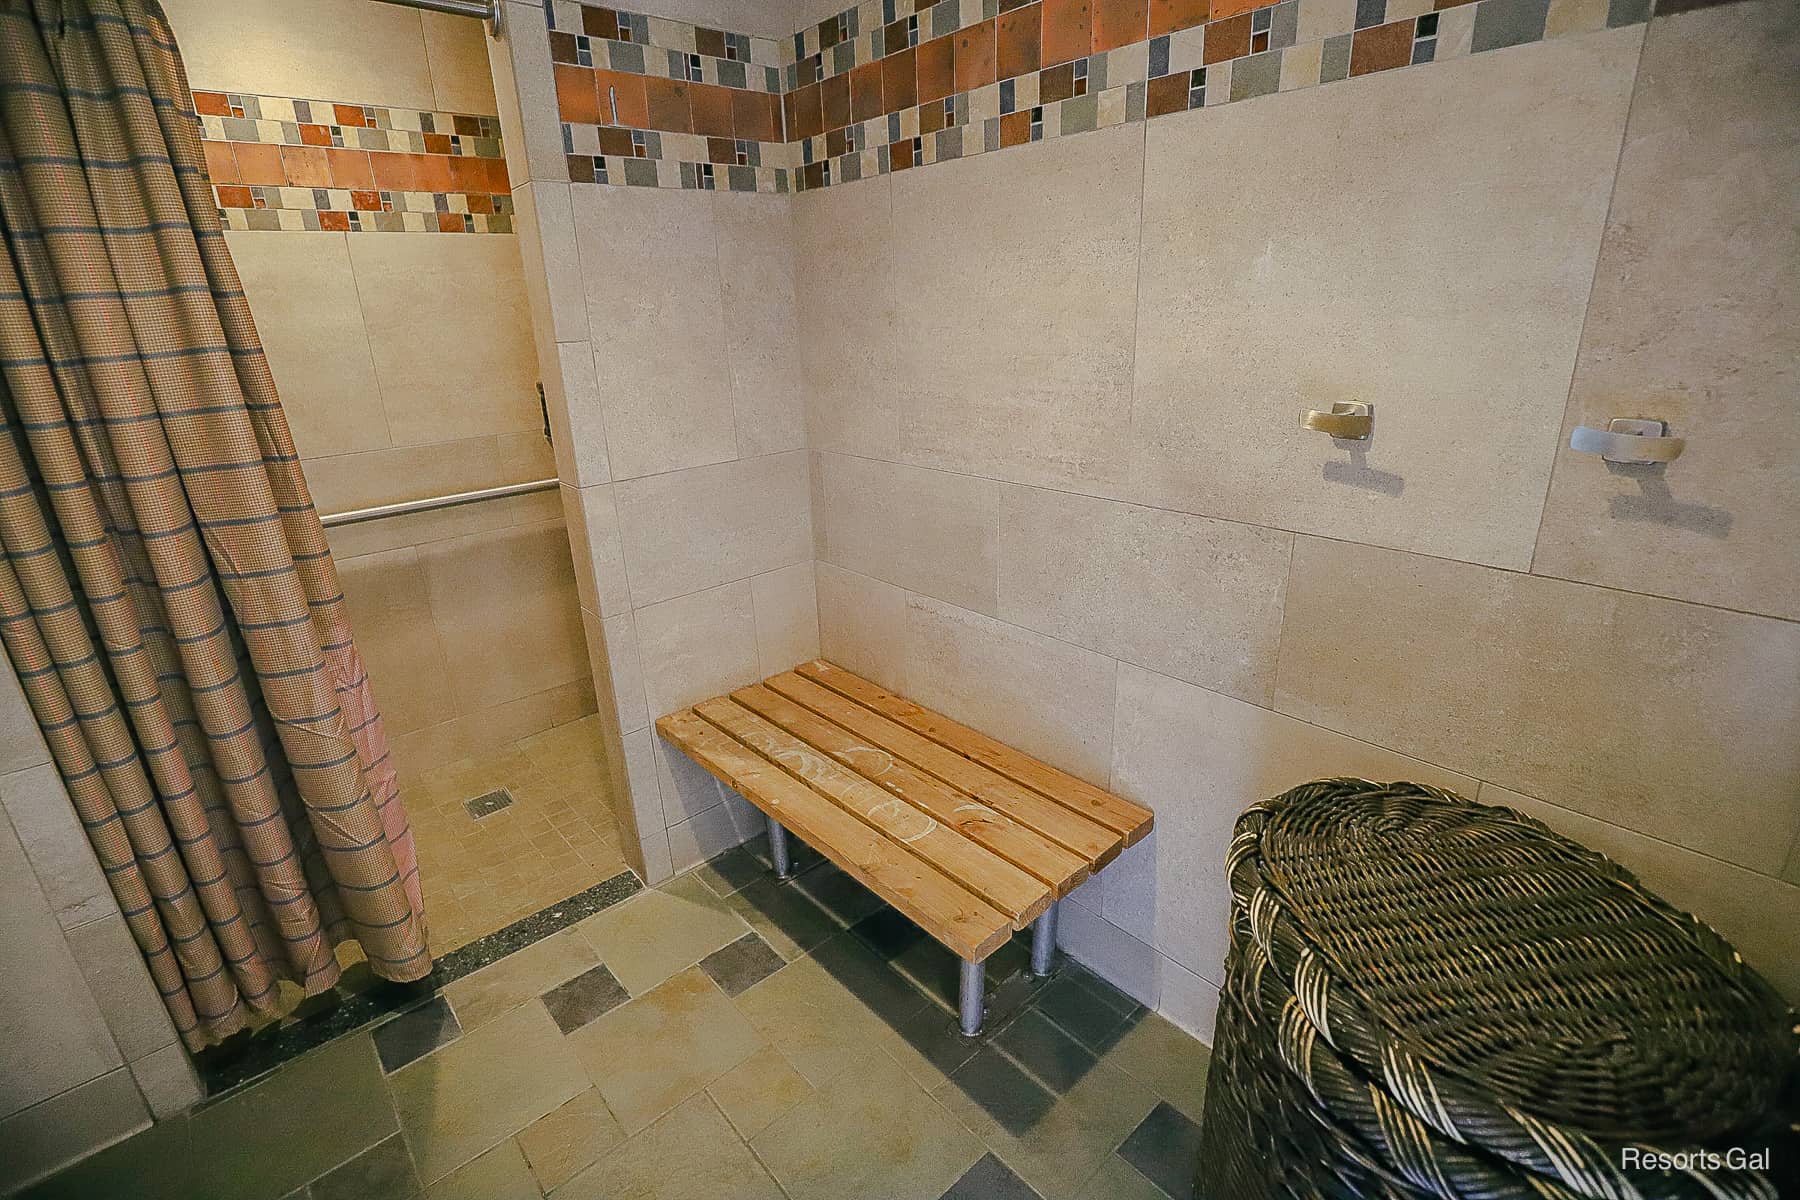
[28,850,1215,1200]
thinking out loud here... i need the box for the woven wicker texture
[1198,779,1797,1200]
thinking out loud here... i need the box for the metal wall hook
[1302,401,1372,440]
[1570,418,1685,465]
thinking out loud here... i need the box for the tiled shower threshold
[195,870,643,1097]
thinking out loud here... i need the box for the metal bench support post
[1030,900,1060,977]
[959,958,985,1037]
[768,816,794,880]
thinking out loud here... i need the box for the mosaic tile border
[196,90,514,233]
[546,0,1657,193]
[193,868,641,1097]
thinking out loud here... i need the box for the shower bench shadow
[655,659,1153,1035]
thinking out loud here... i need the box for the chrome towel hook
[1569,418,1685,465]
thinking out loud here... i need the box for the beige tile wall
[797,7,1800,1044]
[488,0,1799,1039]
[490,0,815,882]
[0,659,200,1195]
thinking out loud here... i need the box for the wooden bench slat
[763,671,1123,867]
[795,660,1154,847]
[655,710,1013,961]
[726,685,1089,902]
[694,697,1054,927]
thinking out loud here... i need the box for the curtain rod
[369,0,503,35]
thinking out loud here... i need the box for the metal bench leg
[767,815,794,880]
[959,958,986,1037]
[1030,901,1060,977]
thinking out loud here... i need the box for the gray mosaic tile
[700,931,787,996]
[1062,93,1099,133]
[1606,0,1652,24]
[940,1153,1043,1200]
[1271,0,1300,48]
[372,997,461,1073]
[936,127,964,158]
[542,963,631,1033]
[610,40,646,72]
[729,164,759,191]
[1126,80,1146,121]
[719,59,748,87]
[1231,50,1282,100]
[1116,1102,1203,1200]
[1355,0,1386,27]
[1472,0,1551,51]
[1320,32,1353,81]
[624,157,659,186]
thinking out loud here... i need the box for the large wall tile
[347,235,542,447]
[63,916,178,1063]
[1275,536,1800,875]
[513,182,591,348]
[161,0,437,108]
[1108,663,1477,987]
[0,764,113,931]
[1130,27,1641,570]
[570,184,737,479]
[996,486,1292,706]
[796,176,901,459]
[563,483,632,618]
[1479,784,1800,1002]
[0,811,122,1117]
[903,596,1117,785]
[615,452,812,607]
[336,547,461,737]
[226,232,387,460]
[417,520,590,713]
[0,657,49,774]
[602,611,650,735]
[814,562,910,692]
[633,580,762,719]
[421,9,499,115]
[715,194,806,458]
[488,0,571,185]
[814,453,998,616]
[0,1068,147,1196]
[890,122,1143,492]
[544,339,614,488]
[1532,1,1800,620]
[751,562,822,677]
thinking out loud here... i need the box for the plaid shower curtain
[0,0,428,1050]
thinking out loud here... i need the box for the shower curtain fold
[0,0,429,1050]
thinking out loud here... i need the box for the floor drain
[464,788,514,820]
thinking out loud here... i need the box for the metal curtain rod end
[1569,418,1685,465]
[1301,401,1372,440]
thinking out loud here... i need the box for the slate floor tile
[422,1138,541,1200]
[541,964,630,1033]
[516,1088,624,1192]
[309,1132,421,1200]
[440,927,600,1032]
[941,1152,1044,1199]
[706,1046,814,1140]
[1077,1155,1173,1199]
[554,1093,784,1200]
[754,1050,983,1200]
[567,967,763,1133]
[995,1010,1105,1095]
[1097,1012,1212,1122]
[374,997,462,1073]
[389,1002,587,1184]
[576,874,750,995]
[699,932,787,997]
[1032,971,1141,1054]
[1116,1102,1203,1200]
[722,875,844,960]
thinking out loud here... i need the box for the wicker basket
[1197,779,1798,1200]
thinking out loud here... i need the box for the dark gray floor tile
[725,875,844,959]
[372,997,461,1074]
[700,932,787,997]
[693,842,773,897]
[943,1044,1060,1137]
[1116,1101,1203,1200]
[309,1131,420,1200]
[940,1152,1043,1200]
[541,963,630,1033]
[791,861,884,926]
[808,932,936,1026]
[1032,972,1140,1054]
[996,1010,1102,1095]
[854,908,1037,1017]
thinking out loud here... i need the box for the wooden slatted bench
[655,659,1154,1035]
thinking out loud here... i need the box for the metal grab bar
[369,0,503,34]
[319,478,559,528]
